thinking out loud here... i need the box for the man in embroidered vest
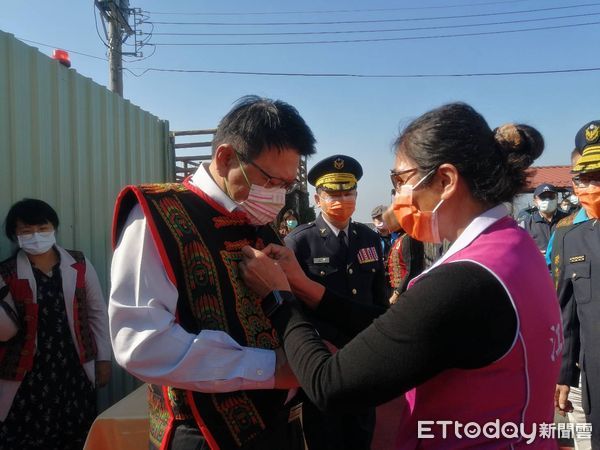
[109,96,316,450]
[554,120,600,449]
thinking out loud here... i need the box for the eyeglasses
[572,173,600,189]
[389,167,419,189]
[243,157,301,194]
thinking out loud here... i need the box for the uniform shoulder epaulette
[556,213,577,229]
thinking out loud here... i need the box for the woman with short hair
[0,198,111,450]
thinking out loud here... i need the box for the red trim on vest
[187,390,220,450]
[0,277,37,380]
[71,260,96,363]
[159,385,176,450]
[113,186,178,286]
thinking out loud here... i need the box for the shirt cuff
[239,347,276,390]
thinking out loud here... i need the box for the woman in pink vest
[240,102,562,449]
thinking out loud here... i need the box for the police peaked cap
[307,154,363,191]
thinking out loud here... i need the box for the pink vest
[395,217,561,449]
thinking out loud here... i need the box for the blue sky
[3,0,600,221]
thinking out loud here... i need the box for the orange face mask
[321,198,356,223]
[574,184,600,219]
[392,170,443,243]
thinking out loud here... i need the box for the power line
[147,12,600,37]
[146,3,600,26]
[17,37,108,61]
[124,65,600,78]
[144,0,532,16]
[149,20,600,46]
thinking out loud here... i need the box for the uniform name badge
[357,246,378,264]
[313,257,330,264]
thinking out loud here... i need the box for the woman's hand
[260,244,308,292]
[240,246,291,298]
[389,291,400,305]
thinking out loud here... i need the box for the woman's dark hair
[4,198,59,242]
[282,209,298,221]
[213,95,317,162]
[394,102,544,204]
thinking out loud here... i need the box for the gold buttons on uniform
[371,268,376,273]
[348,269,353,274]
[320,271,326,276]
[352,288,357,295]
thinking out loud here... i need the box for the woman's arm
[270,262,517,411]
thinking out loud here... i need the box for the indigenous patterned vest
[0,250,97,381]
[113,183,288,450]
[387,233,425,294]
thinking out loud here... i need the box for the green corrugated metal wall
[0,30,171,410]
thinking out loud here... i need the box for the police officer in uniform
[553,121,600,449]
[285,154,385,450]
[520,183,569,255]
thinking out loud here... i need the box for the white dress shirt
[109,163,276,392]
[320,214,350,243]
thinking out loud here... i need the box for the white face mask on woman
[17,231,56,255]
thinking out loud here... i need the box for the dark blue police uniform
[520,209,569,254]
[284,154,386,450]
[552,218,600,448]
[551,120,600,448]
[285,215,386,343]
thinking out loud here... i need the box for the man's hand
[273,347,299,390]
[95,360,112,388]
[240,246,291,298]
[261,244,307,289]
[555,384,573,416]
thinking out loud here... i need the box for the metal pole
[109,18,123,96]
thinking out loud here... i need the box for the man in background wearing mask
[284,154,385,450]
[520,182,568,254]
[109,96,316,450]
[553,120,600,449]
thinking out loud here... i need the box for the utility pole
[108,17,124,95]
[95,0,138,96]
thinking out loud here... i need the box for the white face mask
[538,198,558,213]
[17,231,56,255]
[569,194,579,205]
